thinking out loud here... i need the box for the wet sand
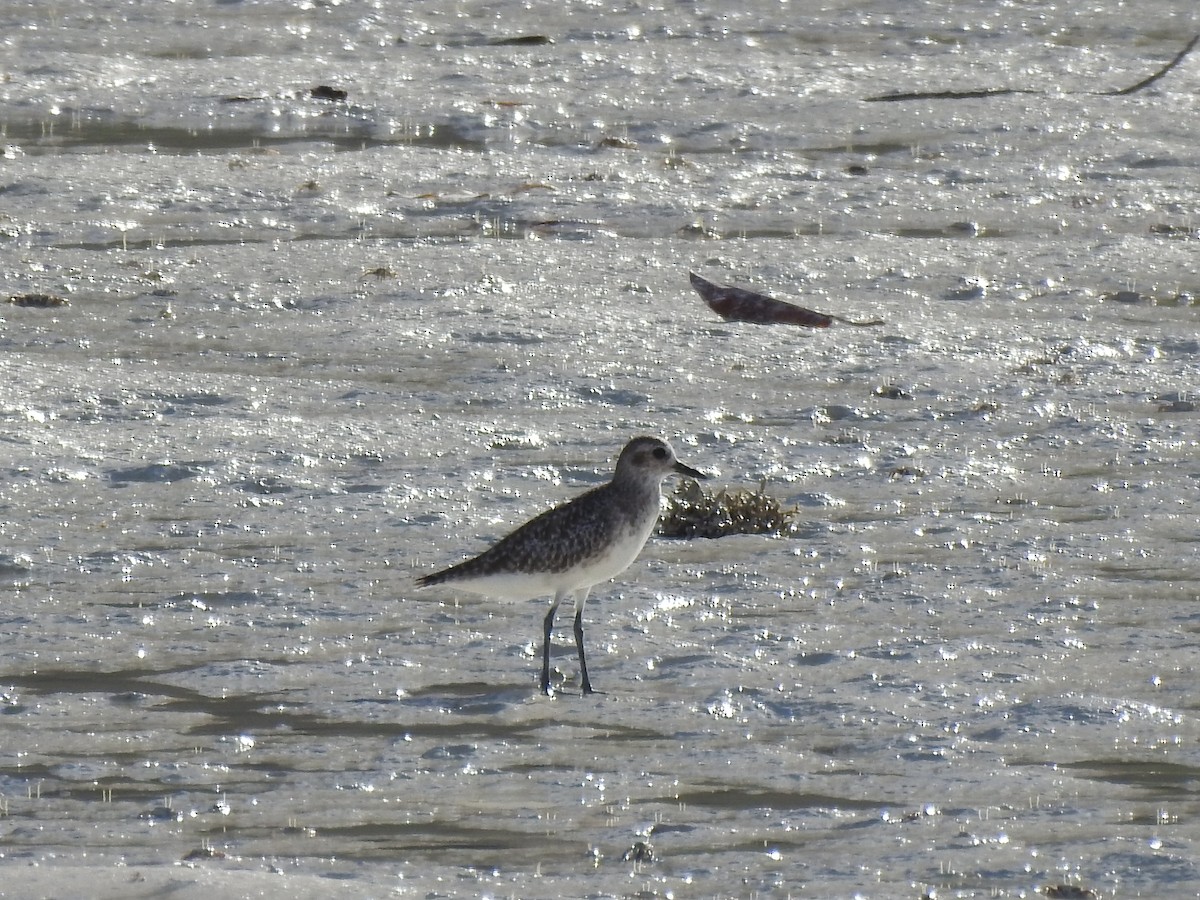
[2,2,1199,897]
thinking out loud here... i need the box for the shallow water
[2,1,1200,897]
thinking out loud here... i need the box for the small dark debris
[1044,886,1099,900]
[598,135,638,150]
[489,35,553,46]
[874,384,910,400]
[9,293,68,308]
[845,164,869,176]
[182,847,226,861]
[621,841,654,863]
[310,85,348,102]
[141,805,176,821]
[1158,400,1197,413]
[1106,290,1143,304]
[363,266,398,280]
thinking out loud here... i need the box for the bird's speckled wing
[417,483,643,586]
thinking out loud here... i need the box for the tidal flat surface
[1,1,1199,897]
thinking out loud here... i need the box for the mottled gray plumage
[417,436,706,695]
[419,483,647,583]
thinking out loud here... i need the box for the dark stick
[1101,33,1200,96]
[864,34,1199,102]
[864,87,1035,103]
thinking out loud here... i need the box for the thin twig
[864,87,1036,103]
[1101,33,1200,95]
[864,34,1199,102]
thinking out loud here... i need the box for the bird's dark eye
[653,447,668,460]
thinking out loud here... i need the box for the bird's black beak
[673,461,707,480]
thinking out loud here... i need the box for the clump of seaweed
[659,478,800,539]
[9,293,68,308]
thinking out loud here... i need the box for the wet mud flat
[2,1,1200,897]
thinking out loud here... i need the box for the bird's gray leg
[573,588,594,695]
[542,590,566,695]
